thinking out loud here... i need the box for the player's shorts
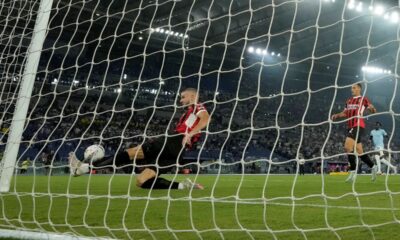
[374,146,385,157]
[140,134,185,174]
[346,127,365,143]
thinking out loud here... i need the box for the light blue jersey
[370,128,387,149]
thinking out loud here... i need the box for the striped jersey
[175,103,207,144]
[344,96,371,129]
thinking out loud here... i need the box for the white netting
[0,0,37,144]
[0,0,400,239]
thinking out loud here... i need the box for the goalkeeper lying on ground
[69,88,209,190]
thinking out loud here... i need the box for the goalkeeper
[69,88,209,190]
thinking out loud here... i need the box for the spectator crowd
[1,79,399,175]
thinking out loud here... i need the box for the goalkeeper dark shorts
[347,127,365,143]
[140,134,184,174]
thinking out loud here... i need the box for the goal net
[1,0,400,239]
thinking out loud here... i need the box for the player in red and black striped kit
[332,83,377,182]
[69,88,210,190]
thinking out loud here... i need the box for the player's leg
[91,146,144,168]
[355,143,374,167]
[344,136,357,182]
[69,145,144,176]
[378,150,397,173]
[136,135,203,190]
[136,168,179,189]
[136,168,204,190]
[374,151,382,174]
[299,165,303,175]
[68,152,90,176]
[356,143,377,181]
[352,127,374,169]
[380,158,396,173]
[345,127,377,181]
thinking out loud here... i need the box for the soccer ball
[84,145,105,161]
[298,159,306,165]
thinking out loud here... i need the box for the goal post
[0,0,53,193]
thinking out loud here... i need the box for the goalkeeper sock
[140,177,180,189]
[348,154,356,171]
[92,151,131,167]
[360,154,374,168]
[380,158,396,170]
[374,154,381,172]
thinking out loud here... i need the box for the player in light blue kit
[370,122,397,174]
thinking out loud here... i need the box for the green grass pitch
[0,174,400,240]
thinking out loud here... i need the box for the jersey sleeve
[383,129,388,136]
[195,104,207,116]
[363,97,371,107]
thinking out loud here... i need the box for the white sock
[79,163,90,175]
[346,170,356,181]
[380,158,396,170]
[178,183,184,190]
[374,155,381,172]
[347,170,355,177]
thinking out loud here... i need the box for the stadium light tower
[347,1,400,25]
[373,5,385,15]
[348,0,355,10]
[247,46,281,58]
[390,12,399,23]
[355,2,362,12]
[361,66,391,74]
[384,13,390,19]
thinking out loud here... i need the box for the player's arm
[367,104,376,113]
[369,132,374,145]
[331,110,347,120]
[332,100,348,120]
[183,111,210,145]
[365,97,376,113]
[189,111,210,137]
